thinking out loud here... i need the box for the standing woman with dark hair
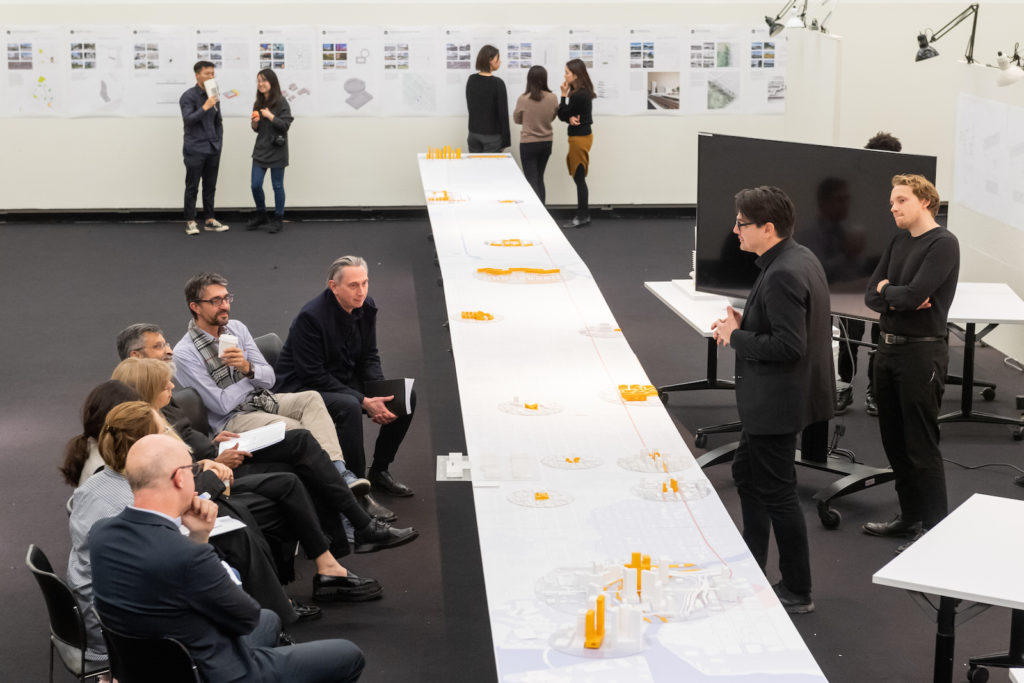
[558,58,596,228]
[247,68,293,234]
[465,45,510,153]
[513,65,558,204]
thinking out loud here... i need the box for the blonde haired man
[861,174,959,553]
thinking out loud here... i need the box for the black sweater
[558,90,593,136]
[465,74,510,148]
[251,98,293,168]
[865,225,959,337]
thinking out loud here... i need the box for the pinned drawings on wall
[1,23,786,118]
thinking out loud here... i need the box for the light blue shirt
[172,319,275,433]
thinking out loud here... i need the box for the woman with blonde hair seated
[111,357,382,602]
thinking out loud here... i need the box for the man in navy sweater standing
[180,60,229,236]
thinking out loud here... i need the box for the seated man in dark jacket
[274,256,416,497]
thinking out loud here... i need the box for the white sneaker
[204,219,229,232]
[185,220,200,236]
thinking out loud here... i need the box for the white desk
[420,155,825,682]
[874,494,1024,683]
[943,283,1024,438]
[1010,668,1024,682]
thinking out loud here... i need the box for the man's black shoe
[368,470,414,497]
[312,573,383,603]
[277,632,297,646]
[834,385,853,414]
[290,598,322,622]
[862,514,922,538]
[246,212,269,230]
[360,493,397,522]
[353,519,418,553]
[896,528,927,555]
[865,388,879,416]
[772,582,815,614]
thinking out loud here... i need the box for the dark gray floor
[2,216,1023,682]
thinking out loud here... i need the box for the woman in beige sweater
[513,66,558,204]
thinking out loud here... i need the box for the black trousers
[235,429,372,557]
[572,163,589,218]
[732,430,812,595]
[873,339,949,528]
[520,141,552,204]
[183,149,220,221]
[836,317,880,386]
[319,389,416,478]
[232,472,331,584]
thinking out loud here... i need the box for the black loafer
[862,515,922,538]
[354,519,418,553]
[312,573,383,603]
[277,632,297,646]
[361,493,397,522]
[290,598,322,622]
[772,582,815,614]
[368,470,414,497]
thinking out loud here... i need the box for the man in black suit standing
[180,60,229,236]
[712,186,834,615]
[90,433,365,683]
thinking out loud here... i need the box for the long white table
[874,494,1024,683]
[419,154,825,682]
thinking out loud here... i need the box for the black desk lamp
[915,3,979,63]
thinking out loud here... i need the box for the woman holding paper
[247,68,293,234]
[465,45,510,153]
[557,58,596,228]
[513,65,558,204]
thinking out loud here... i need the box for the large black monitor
[695,133,937,320]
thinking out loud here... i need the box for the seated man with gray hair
[274,256,416,497]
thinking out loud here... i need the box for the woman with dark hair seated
[60,380,141,487]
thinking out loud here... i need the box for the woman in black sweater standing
[465,45,510,153]
[557,58,595,228]
[247,68,293,234]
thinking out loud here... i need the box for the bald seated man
[90,434,365,683]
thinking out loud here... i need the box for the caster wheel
[659,392,669,405]
[817,503,841,530]
[981,387,996,401]
[694,433,708,449]
[967,665,989,683]
[1013,426,1023,441]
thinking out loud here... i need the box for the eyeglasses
[171,462,204,480]
[735,220,760,229]
[194,293,235,307]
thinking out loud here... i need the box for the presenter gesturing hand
[363,395,397,425]
[711,306,743,346]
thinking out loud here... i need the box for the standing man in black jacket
[712,186,834,615]
[275,255,415,498]
[180,60,229,236]
[861,174,958,552]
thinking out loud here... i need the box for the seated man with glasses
[90,434,365,683]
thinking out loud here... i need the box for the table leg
[935,596,957,683]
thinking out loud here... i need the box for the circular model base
[548,626,647,659]
[498,401,562,416]
[507,489,574,508]
[541,455,604,470]
[617,450,692,473]
[633,478,712,502]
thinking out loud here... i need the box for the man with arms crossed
[275,256,416,497]
[861,174,958,552]
[711,186,834,614]
[180,60,229,236]
[90,434,365,682]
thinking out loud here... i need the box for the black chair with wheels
[25,544,110,683]
[254,332,283,369]
[98,615,200,683]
